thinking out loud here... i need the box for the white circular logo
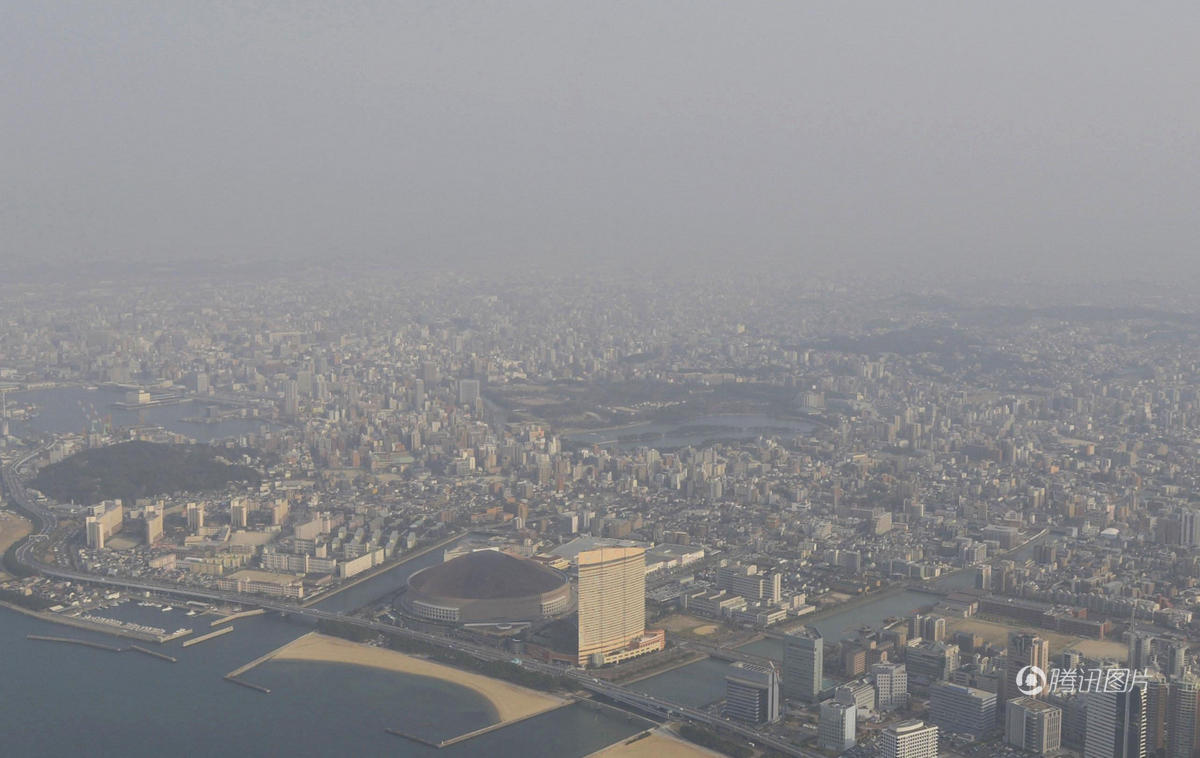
[1016,665,1047,696]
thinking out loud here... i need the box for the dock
[386,704,569,748]
[181,626,234,647]
[27,634,124,653]
[210,608,264,627]
[128,644,177,663]
[27,635,176,663]
[224,675,271,694]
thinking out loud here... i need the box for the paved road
[1,453,814,757]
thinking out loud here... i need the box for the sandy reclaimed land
[947,617,1125,662]
[263,633,565,722]
[0,510,32,579]
[589,730,724,758]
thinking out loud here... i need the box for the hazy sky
[4,2,1199,277]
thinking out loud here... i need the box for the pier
[182,626,234,647]
[27,635,176,663]
[224,675,271,694]
[27,634,124,652]
[210,608,264,627]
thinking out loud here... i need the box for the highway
[1,452,816,757]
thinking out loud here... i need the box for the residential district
[4,267,1200,757]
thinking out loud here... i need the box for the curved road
[1,453,815,758]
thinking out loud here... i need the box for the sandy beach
[251,632,566,723]
[588,730,724,758]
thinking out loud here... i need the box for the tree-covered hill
[31,441,263,505]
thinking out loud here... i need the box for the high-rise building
[880,720,939,758]
[1085,680,1147,758]
[1005,632,1050,707]
[1164,640,1190,679]
[1006,696,1062,755]
[457,378,480,405]
[783,626,823,702]
[907,640,960,684]
[1168,674,1200,758]
[724,662,781,724]
[413,378,425,411]
[1146,673,1170,756]
[230,499,249,529]
[85,502,123,549]
[186,502,204,533]
[929,681,997,738]
[143,506,163,544]
[576,547,661,667]
[86,517,105,550]
[819,701,856,752]
[873,662,908,711]
[1130,631,1155,671]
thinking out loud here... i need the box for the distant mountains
[31,441,263,506]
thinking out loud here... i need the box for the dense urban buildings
[7,270,1200,755]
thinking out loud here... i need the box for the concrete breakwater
[27,635,176,663]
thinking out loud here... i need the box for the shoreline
[232,631,568,724]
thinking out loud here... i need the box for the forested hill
[30,441,264,505]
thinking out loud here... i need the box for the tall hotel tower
[576,547,663,666]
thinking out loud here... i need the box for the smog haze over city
[3,3,1200,758]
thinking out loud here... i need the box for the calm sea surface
[0,604,649,757]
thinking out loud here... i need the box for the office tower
[724,662,781,724]
[1085,680,1147,758]
[1006,697,1062,755]
[873,661,908,711]
[282,380,299,416]
[86,517,105,550]
[929,681,997,738]
[835,680,876,712]
[1005,632,1050,707]
[576,547,659,666]
[783,626,823,702]
[1168,674,1200,758]
[819,701,856,752]
[907,641,960,684]
[457,378,480,405]
[975,564,991,590]
[1146,673,1169,756]
[413,378,425,410]
[421,361,438,385]
[230,499,249,529]
[1165,640,1190,679]
[880,720,939,758]
[921,615,946,642]
[1061,649,1084,671]
[186,502,204,533]
[1183,509,1200,547]
[1130,631,1155,671]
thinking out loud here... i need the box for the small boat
[161,606,173,612]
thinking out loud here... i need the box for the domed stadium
[402,550,573,625]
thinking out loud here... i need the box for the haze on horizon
[3,1,1198,280]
